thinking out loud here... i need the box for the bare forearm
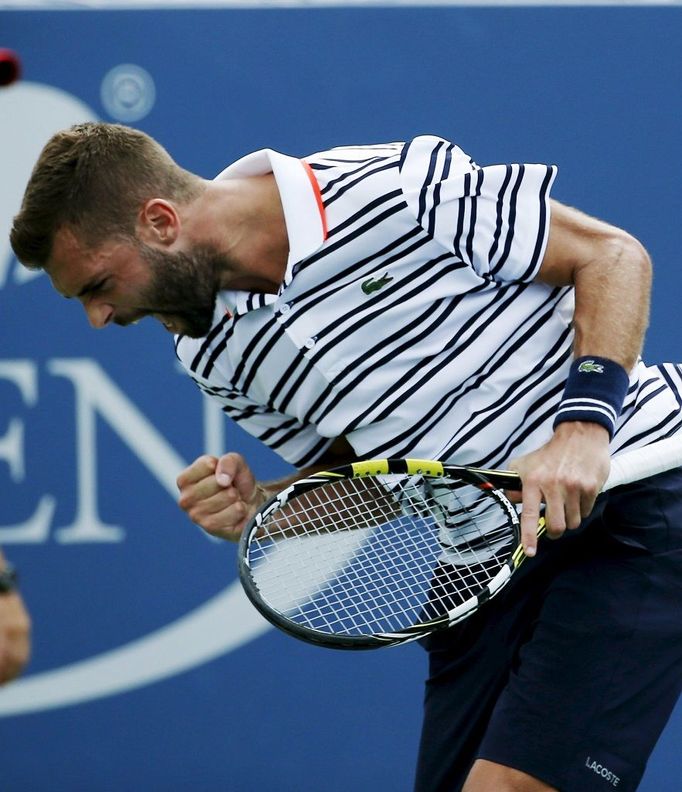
[539,201,652,370]
[513,202,653,555]
[571,233,651,369]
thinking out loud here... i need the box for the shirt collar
[215,148,327,268]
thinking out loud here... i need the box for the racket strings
[247,474,516,637]
[265,477,403,537]
[295,517,440,634]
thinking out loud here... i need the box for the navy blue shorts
[414,468,682,792]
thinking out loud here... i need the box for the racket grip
[604,436,682,492]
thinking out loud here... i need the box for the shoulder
[399,134,477,175]
[304,141,404,171]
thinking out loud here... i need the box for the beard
[131,243,227,338]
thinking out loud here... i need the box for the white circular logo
[100,64,156,122]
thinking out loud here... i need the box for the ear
[136,199,180,247]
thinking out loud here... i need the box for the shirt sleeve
[189,376,334,469]
[399,135,558,283]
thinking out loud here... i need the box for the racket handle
[604,436,682,492]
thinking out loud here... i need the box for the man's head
[10,122,224,338]
[10,121,201,271]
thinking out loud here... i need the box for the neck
[188,174,289,293]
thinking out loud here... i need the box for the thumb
[215,452,255,497]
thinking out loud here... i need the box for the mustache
[113,306,217,338]
[125,244,226,337]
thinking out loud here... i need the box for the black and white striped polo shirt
[175,135,682,469]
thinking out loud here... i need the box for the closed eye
[76,277,109,299]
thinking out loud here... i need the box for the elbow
[608,230,652,361]
[621,230,652,280]
[596,229,653,309]
[610,229,652,283]
[620,231,652,333]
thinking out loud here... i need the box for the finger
[520,484,543,557]
[543,494,567,540]
[178,472,233,513]
[194,498,252,541]
[565,493,583,532]
[215,452,246,487]
[197,508,249,541]
[579,486,600,525]
[216,452,255,500]
[183,484,244,523]
[176,455,217,489]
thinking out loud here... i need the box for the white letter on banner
[0,360,56,543]
[49,358,189,544]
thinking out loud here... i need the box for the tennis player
[0,548,31,685]
[11,122,682,791]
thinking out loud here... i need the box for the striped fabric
[175,135,682,469]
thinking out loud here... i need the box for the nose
[84,300,114,329]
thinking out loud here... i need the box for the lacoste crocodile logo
[361,273,393,295]
[578,360,605,374]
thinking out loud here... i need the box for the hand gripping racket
[238,436,682,650]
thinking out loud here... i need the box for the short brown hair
[10,122,202,270]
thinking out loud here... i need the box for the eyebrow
[63,276,105,300]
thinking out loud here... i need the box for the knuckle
[570,477,592,496]
[197,455,218,475]
[219,451,241,470]
[231,501,247,519]
[584,482,600,501]
[202,523,223,538]
[178,493,194,511]
[176,455,216,488]
[560,475,579,492]
[187,506,205,524]
[202,518,238,541]
[545,526,566,540]
[522,472,542,489]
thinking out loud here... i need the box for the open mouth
[152,313,180,333]
[114,312,145,328]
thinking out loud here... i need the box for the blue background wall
[1,6,681,790]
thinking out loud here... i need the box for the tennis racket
[238,436,682,650]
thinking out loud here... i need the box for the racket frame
[238,458,523,649]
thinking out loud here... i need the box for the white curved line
[0,81,272,717]
[0,583,270,717]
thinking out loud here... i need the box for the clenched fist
[176,452,268,541]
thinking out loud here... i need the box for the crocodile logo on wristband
[578,360,605,374]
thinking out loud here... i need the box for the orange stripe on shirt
[301,160,328,241]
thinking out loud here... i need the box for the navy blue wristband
[553,356,629,438]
